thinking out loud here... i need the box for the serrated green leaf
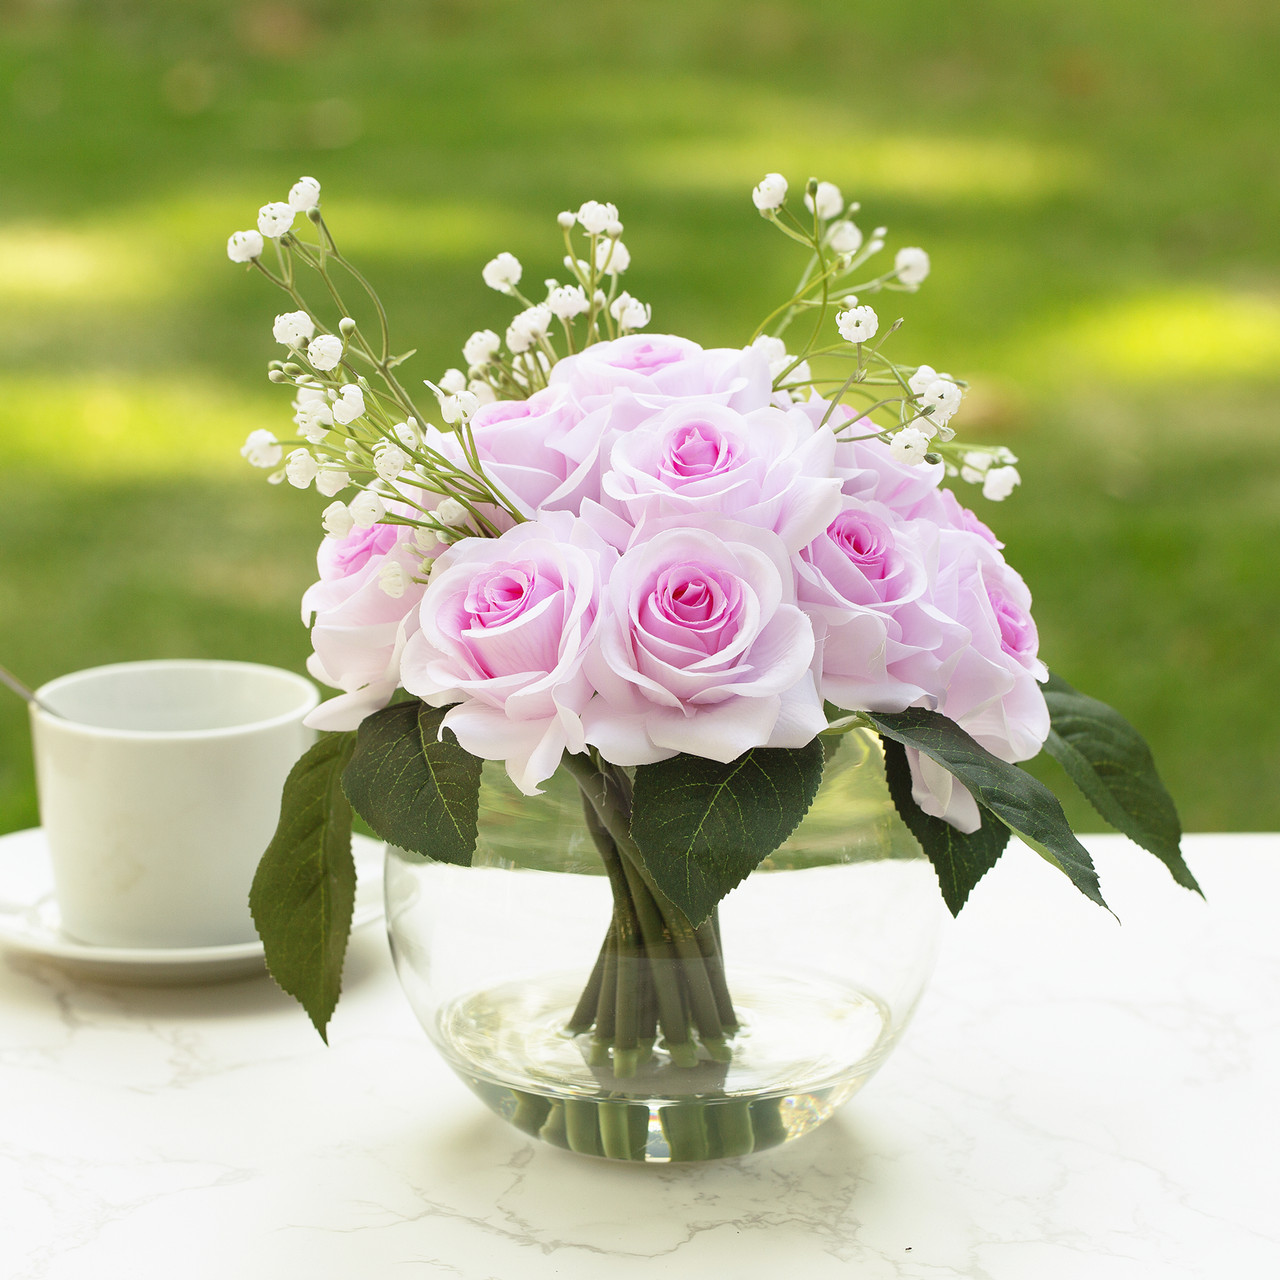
[1042,672,1200,896]
[630,742,826,925]
[341,699,482,865]
[865,708,1113,916]
[879,736,1013,915]
[249,731,357,1042]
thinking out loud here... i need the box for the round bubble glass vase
[384,731,944,1162]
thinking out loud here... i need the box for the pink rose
[302,518,429,731]
[600,402,842,552]
[893,530,1049,831]
[400,514,612,794]
[581,517,825,765]
[796,501,943,712]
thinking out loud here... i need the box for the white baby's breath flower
[610,292,651,330]
[836,304,879,344]
[321,500,354,539]
[752,173,788,210]
[750,334,807,383]
[556,210,576,229]
[468,379,497,405]
[439,368,468,395]
[374,442,407,482]
[285,447,318,489]
[595,238,630,275]
[413,526,440,553]
[482,252,523,293]
[394,419,420,448]
[287,176,321,213]
[378,561,408,599]
[889,427,933,466]
[306,334,344,372]
[331,383,365,426]
[982,465,1021,501]
[226,230,264,263]
[804,181,844,220]
[240,429,282,468]
[314,468,351,497]
[826,220,863,255]
[576,201,618,235]
[348,489,386,529]
[917,377,963,427]
[462,330,501,367]
[960,451,992,485]
[293,386,333,439]
[439,390,479,425]
[895,246,931,287]
[272,310,315,347]
[257,202,295,238]
[547,285,590,320]
[907,364,940,397]
[434,497,468,527]
[505,304,553,354]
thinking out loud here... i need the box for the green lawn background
[2,0,1278,834]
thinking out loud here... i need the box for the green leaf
[630,742,826,925]
[864,708,1113,915]
[1042,671,1200,895]
[341,699,482,865]
[879,736,1013,915]
[249,731,358,1042]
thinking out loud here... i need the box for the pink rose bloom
[581,517,826,765]
[550,335,773,411]
[302,518,429,731]
[796,501,944,712]
[400,514,613,794]
[600,401,842,552]
[892,530,1049,831]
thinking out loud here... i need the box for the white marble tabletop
[2,832,1277,1280]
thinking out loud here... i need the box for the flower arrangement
[231,173,1198,1061]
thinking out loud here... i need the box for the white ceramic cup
[30,660,318,949]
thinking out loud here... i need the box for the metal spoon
[0,662,66,719]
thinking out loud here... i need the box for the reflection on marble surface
[2,834,1278,1279]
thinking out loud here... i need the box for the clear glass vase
[385,731,944,1162]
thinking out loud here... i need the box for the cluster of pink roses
[303,335,1048,833]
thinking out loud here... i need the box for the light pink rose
[581,517,825,765]
[892,530,1049,831]
[796,501,943,711]
[400,514,613,794]
[600,402,842,552]
[302,517,429,731]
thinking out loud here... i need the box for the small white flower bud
[576,200,618,235]
[605,219,624,238]
[394,418,420,448]
[752,173,788,210]
[467,379,497,406]
[826,220,863,255]
[917,377,963,427]
[374,442,407,482]
[307,334,344,372]
[547,284,589,320]
[272,310,315,347]
[804,181,844,220]
[557,210,576,228]
[889,427,933,466]
[610,292,651,330]
[462,329,501,367]
[338,316,358,337]
[257,202,295,238]
[482,251,523,292]
[288,176,321,212]
[331,383,365,426]
[378,561,408,599]
[413,526,440,553]
[315,468,351,497]
[908,364,940,397]
[439,390,479,425]
[226,230,264,263]
[866,238,886,256]
[434,497,468,527]
[348,489,386,529]
[836,305,879,344]
[595,238,630,275]
[321,501,355,539]
[285,447,318,488]
[439,368,468,394]
[982,465,1021,501]
[240,429,282,468]
[895,246,931,287]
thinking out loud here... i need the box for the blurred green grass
[1,0,1278,834]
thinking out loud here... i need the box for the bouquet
[230,174,1198,1065]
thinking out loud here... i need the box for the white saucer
[0,828,385,985]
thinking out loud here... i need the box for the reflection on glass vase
[385,730,944,1163]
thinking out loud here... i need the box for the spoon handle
[0,663,62,717]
